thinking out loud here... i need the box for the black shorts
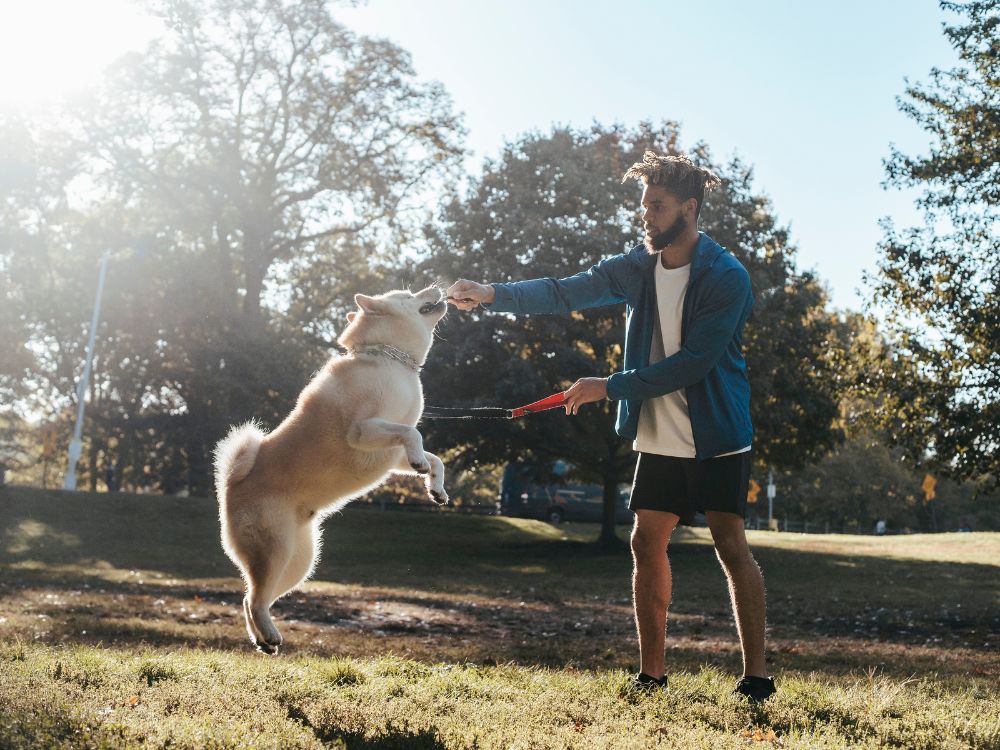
[628,450,752,523]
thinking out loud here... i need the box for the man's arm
[447,253,630,315]
[606,266,752,402]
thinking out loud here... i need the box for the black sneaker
[734,675,776,704]
[631,672,667,691]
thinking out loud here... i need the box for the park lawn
[1,485,998,749]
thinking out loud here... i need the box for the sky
[0,0,958,311]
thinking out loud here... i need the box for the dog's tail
[213,420,266,503]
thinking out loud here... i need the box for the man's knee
[631,528,669,565]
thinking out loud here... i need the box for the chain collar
[349,344,422,373]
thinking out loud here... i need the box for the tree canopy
[1,0,464,493]
[6,0,989,530]
[869,0,999,486]
[420,123,844,542]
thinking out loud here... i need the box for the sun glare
[0,0,161,107]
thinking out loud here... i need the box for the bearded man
[447,151,775,703]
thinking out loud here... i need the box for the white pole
[63,252,109,491]
[767,467,776,523]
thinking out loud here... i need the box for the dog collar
[350,344,422,373]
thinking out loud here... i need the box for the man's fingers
[445,280,483,311]
[563,382,579,415]
[445,293,478,311]
[446,279,478,297]
[565,394,579,415]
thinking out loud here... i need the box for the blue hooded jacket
[487,231,754,459]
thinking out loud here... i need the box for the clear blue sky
[337,0,958,312]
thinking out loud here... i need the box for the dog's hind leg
[273,521,320,598]
[238,521,296,655]
[242,596,263,645]
[242,521,317,654]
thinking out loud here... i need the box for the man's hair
[621,151,721,218]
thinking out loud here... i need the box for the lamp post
[63,252,109,491]
[767,468,776,527]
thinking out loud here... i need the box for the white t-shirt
[633,260,750,459]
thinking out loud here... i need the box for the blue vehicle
[499,461,632,524]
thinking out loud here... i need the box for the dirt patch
[2,567,997,680]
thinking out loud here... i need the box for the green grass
[1,485,999,749]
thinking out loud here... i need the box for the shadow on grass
[310,722,446,750]
[3,486,999,679]
[337,729,446,750]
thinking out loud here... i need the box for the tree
[870,0,999,486]
[421,123,844,545]
[700,158,844,471]
[1,0,465,494]
[0,112,96,486]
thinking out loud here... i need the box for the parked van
[498,462,632,524]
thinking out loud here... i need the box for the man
[446,151,775,703]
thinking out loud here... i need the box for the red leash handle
[509,392,567,418]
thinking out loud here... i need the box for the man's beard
[644,213,687,254]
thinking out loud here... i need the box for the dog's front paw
[430,488,449,506]
[410,459,431,474]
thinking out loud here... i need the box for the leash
[339,342,568,420]
[422,392,567,420]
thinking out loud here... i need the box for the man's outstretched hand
[446,280,495,311]
[445,280,608,413]
[563,377,609,415]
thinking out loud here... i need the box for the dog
[213,286,449,654]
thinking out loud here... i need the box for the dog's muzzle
[419,300,447,315]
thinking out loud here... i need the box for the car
[498,461,632,524]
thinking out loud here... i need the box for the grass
[1,485,999,749]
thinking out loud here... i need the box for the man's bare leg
[706,511,768,677]
[630,509,680,679]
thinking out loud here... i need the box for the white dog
[213,287,449,653]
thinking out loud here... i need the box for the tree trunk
[186,432,209,497]
[596,469,624,549]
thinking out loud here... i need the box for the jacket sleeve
[487,253,630,314]
[606,266,752,401]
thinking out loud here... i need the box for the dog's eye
[419,302,439,314]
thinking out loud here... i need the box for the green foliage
[423,124,659,543]
[870,0,999,485]
[776,429,1000,531]
[420,123,844,544]
[699,159,844,470]
[0,0,464,494]
[777,311,1000,531]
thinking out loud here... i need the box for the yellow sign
[922,474,936,502]
[747,478,760,504]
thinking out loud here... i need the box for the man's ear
[346,311,358,323]
[354,294,383,314]
[684,197,699,220]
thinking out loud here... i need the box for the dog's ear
[346,311,357,323]
[354,294,384,314]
